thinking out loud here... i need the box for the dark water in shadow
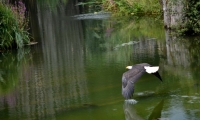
[1,0,200,120]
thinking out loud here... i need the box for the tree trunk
[162,0,184,29]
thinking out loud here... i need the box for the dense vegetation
[80,0,162,16]
[0,1,30,49]
[81,0,200,35]
[180,1,200,35]
[102,0,162,16]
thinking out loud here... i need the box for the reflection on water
[0,0,200,120]
[132,38,160,65]
[123,99,165,120]
[124,101,143,120]
[0,48,30,94]
[148,99,164,120]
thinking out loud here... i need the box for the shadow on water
[123,99,165,120]
[148,99,164,120]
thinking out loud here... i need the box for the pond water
[1,0,200,120]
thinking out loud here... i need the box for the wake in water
[125,99,138,104]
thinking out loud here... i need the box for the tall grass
[102,0,162,16]
[0,1,30,49]
[179,1,200,35]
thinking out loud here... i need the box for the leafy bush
[180,1,200,35]
[78,0,161,16]
[0,1,30,49]
[102,0,162,16]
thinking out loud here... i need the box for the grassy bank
[81,0,162,16]
[102,0,162,16]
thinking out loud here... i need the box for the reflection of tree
[159,30,192,88]
[186,36,200,79]
[0,48,30,94]
[0,0,90,119]
[37,0,68,11]
[123,102,144,120]
[160,30,200,91]
[29,1,88,119]
[181,36,200,96]
[85,20,106,53]
[103,17,165,51]
[132,38,160,65]
[150,29,200,120]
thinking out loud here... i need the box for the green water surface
[0,1,200,120]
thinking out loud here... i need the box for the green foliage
[0,4,16,48]
[102,0,162,16]
[78,0,161,16]
[180,1,200,35]
[114,1,144,16]
[0,2,30,49]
